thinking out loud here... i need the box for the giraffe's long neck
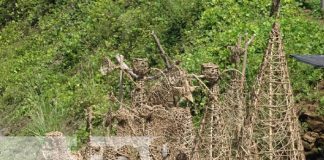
[132,79,148,107]
[210,82,220,101]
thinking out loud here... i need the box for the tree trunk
[270,0,281,17]
[321,0,324,11]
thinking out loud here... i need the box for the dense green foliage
[297,0,324,18]
[0,0,323,139]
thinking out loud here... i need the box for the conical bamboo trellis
[239,22,305,160]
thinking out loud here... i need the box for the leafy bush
[297,0,324,18]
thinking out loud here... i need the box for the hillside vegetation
[0,0,323,141]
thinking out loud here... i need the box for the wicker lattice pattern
[192,63,233,160]
[149,66,195,107]
[108,60,195,159]
[221,34,255,158]
[98,26,306,159]
[239,22,305,160]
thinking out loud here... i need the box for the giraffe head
[132,58,149,78]
[201,63,220,83]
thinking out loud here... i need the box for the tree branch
[151,31,172,69]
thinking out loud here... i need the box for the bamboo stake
[86,106,93,159]
[119,70,124,107]
[240,34,255,90]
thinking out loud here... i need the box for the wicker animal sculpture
[132,57,150,109]
[103,55,196,160]
[148,66,195,108]
[192,63,233,160]
[221,34,255,158]
[144,105,194,160]
[106,57,152,135]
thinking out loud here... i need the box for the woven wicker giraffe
[102,55,195,160]
[149,31,195,108]
[146,66,195,160]
[148,65,195,108]
[191,63,232,160]
[131,58,150,108]
[239,22,305,160]
[223,34,255,158]
[101,56,150,159]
